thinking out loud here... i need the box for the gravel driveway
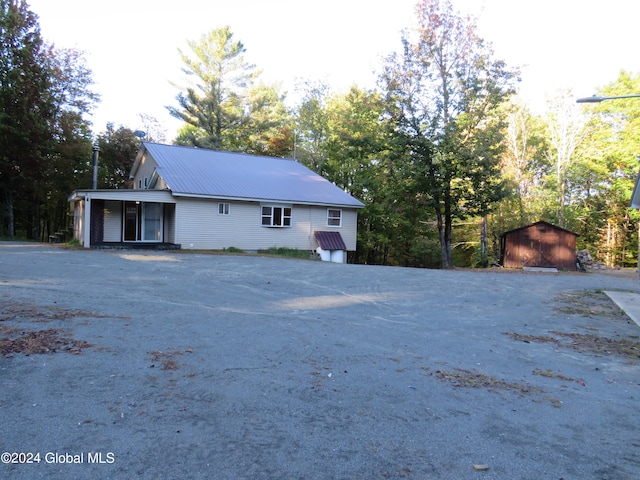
[1,242,639,480]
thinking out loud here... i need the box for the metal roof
[139,143,364,208]
[314,231,347,250]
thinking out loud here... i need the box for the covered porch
[68,189,179,249]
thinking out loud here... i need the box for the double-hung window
[218,203,230,215]
[327,209,342,227]
[261,206,291,227]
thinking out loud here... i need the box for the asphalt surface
[1,242,639,480]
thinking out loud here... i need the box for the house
[500,221,579,270]
[68,143,364,262]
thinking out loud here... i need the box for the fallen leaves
[0,300,103,356]
[0,328,93,356]
[428,368,541,395]
[148,350,192,370]
[504,331,640,359]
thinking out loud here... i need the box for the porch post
[83,195,91,248]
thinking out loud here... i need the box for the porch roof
[68,189,176,203]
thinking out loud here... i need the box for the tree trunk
[4,184,15,237]
[436,209,454,269]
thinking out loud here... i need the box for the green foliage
[489,71,640,269]
[2,3,638,273]
[168,26,292,155]
[380,0,519,268]
[95,124,139,189]
[258,247,313,259]
[168,26,253,150]
[0,0,96,240]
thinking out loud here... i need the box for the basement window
[261,206,291,227]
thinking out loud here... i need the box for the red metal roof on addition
[315,231,347,250]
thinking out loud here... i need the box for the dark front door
[124,202,140,241]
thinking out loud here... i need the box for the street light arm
[577,94,640,103]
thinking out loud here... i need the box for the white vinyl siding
[131,153,158,190]
[174,198,358,251]
[103,201,122,242]
[163,204,176,244]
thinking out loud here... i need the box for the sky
[27,0,640,141]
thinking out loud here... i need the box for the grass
[174,246,317,261]
[257,247,316,260]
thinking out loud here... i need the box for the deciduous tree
[0,0,53,236]
[381,0,518,268]
[544,89,588,227]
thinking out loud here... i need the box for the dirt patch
[0,300,124,323]
[428,368,541,395]
[148,350,192,370]
[504,331,640,359]
[0,300,115,356]
[551,331,640,358]
[553,290,628,320]
[0,328,93,356]
[532,368,585,385]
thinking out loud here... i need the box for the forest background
[1,0,639,269]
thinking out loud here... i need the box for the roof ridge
[144,142,297,162]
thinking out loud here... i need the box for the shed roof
[133,143,364,209]
[501,220,579,238]
[314,231,347,251]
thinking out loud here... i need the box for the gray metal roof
[141,143,364,208]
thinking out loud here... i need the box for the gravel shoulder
[1,242,639,480]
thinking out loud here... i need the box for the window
[218,203,230,215]
[261,206,291,227]
[143,203,162,241]
[327,209,342,227]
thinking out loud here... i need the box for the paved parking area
[1,242,639,479]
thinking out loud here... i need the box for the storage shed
[500,221,579,270]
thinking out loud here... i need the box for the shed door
[522,224,556,267]
[535,224,556,267]
[520,226,554,267]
